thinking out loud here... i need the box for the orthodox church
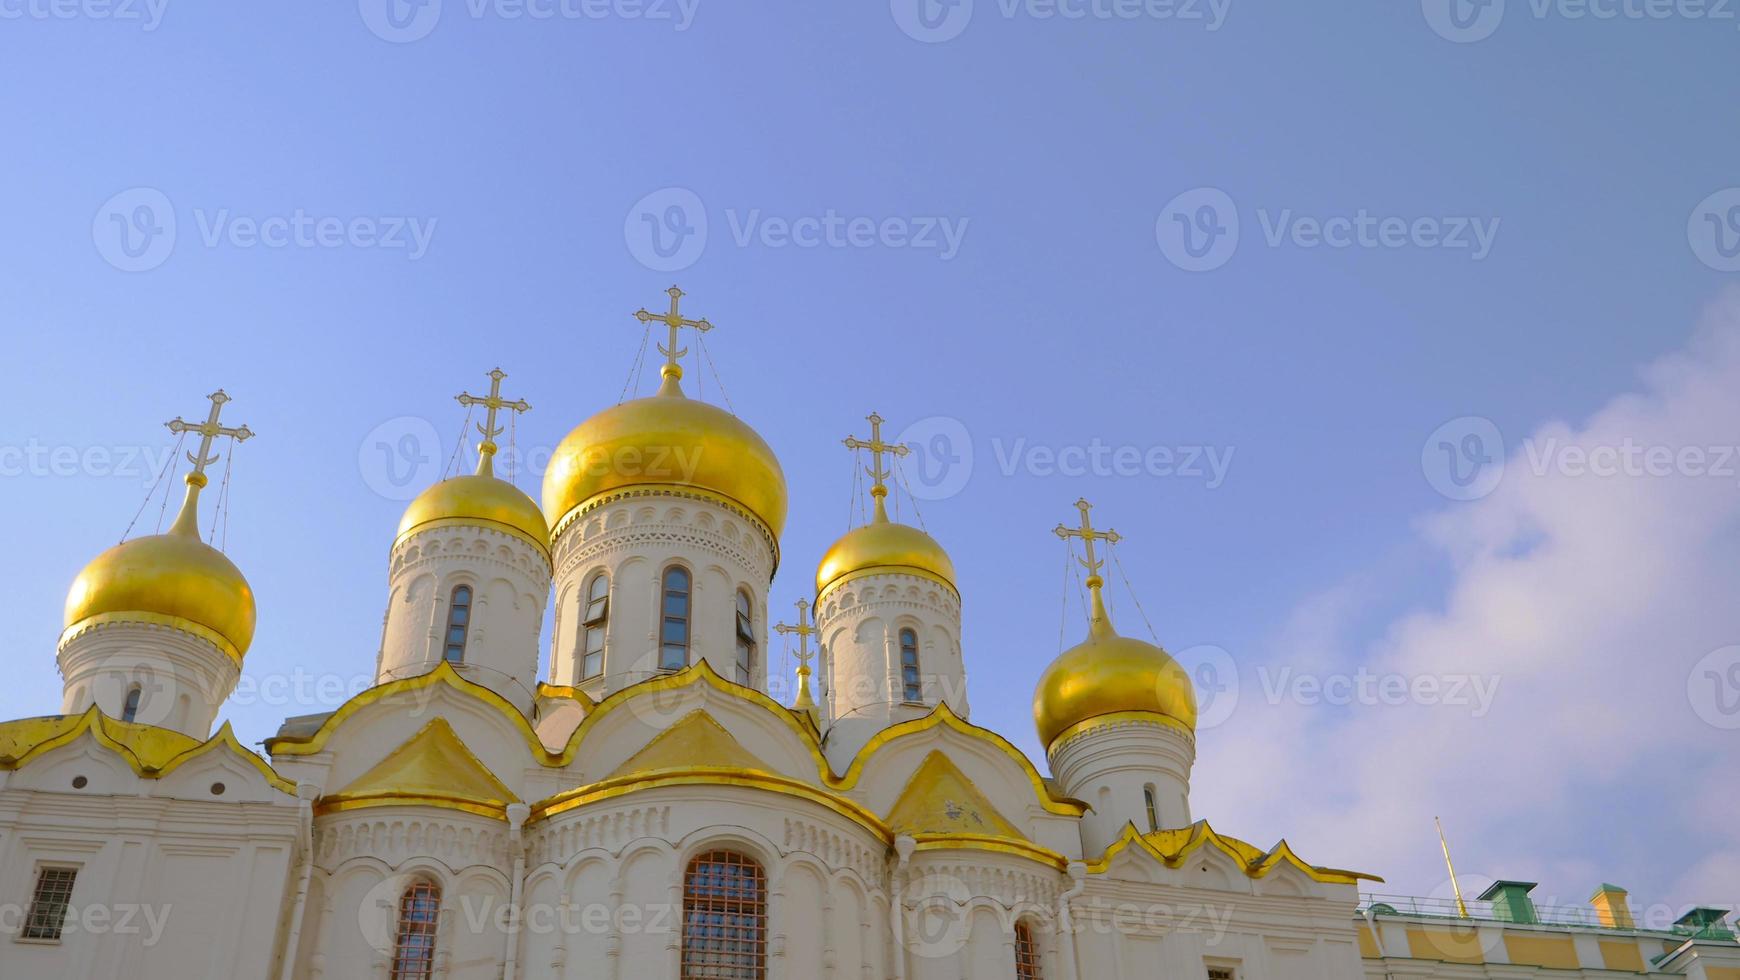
[1,289,1735,980]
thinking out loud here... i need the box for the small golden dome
[63,525,256,661]
[816,519,956,598]
[398,474,551,557]
[542,383,787,540]
[1033,627,1195,751]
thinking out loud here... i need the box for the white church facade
[1,288,1735,980]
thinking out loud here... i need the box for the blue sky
[4,0,1739,914]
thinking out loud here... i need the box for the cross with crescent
[843,411,909,522]
[163,390,253,538]
[456,368,530,477]
[634,285,712,390]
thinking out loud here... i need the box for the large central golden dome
[542,379,787,542]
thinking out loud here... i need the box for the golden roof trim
[531,766,890,841]
[887,750,1027,840]
[911,834,1069,871]
[1084,820,1382,885]
[0,708,294,794]
[264,660,556,763]
[839,701,1087,818]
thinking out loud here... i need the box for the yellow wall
[1406,927,1486,964]
[1597,939,1646,973]
[1357,926,1381,959]
[1503,934,1581,970]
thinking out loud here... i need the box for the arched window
[444,586,472,664]
[390,879,441,979]
[660,566,691,671]
[682,850,766,979]
[899,627,922,702]
[121,686,142,724]
[733,590,755,685]
[1014,920,1043,980]
[580,573,609,679]
[1144,785,1160,832]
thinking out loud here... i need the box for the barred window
[22,866,77,941]
[121,686,142,723]
[1144,785,1160,832]
[733,590,755,685]
[1207,969,1236,980]
[444,586,472,664]
[899,628,922,701]
[661,567,691,671]
[390,880,441,979]
[1015,920,1043,980]
[581,573,609,679]
[682,850,766,979]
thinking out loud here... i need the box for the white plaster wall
[1050,717,1195,856]
[815,570,965,763]
[546,494,775,699]
[378,524,551,711]
[0,780,298,980]
[57,622,240,740]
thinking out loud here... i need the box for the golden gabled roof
[319,716,514,819]
[1088,820,1383,885]
[0,708,293,793]
[607,710,772,779]
[887,750,1025,840]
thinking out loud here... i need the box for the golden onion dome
[542,374,787,542]
[1033,595,1195,751]
[63,503,256,662]
[816,515,956,598]
[398,473,550,558]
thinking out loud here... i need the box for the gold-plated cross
[634,285,712,390]
[456,368,530,477]
[843,411,909,522]
[163,390,253,538]
[1054,497,1120,586]
[166,390,254,491]
[1055,498,1123,637]
[774,598,820,714]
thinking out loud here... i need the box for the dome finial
[1054,497,1121,640]
[163,390,254,541]
[633,285,713,398]
[774,597,820,719]
[455,367,530,478]
[843,411,910,524]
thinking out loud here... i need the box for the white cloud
[1193,289,1740,912]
